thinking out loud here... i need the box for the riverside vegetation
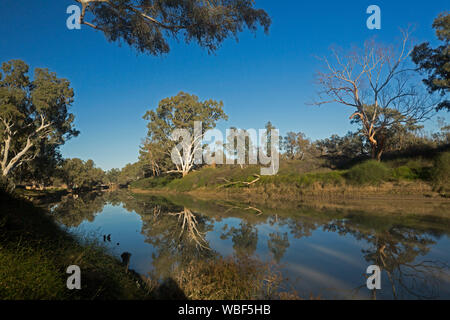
[130,149,450,202]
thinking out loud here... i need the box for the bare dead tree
[314,31,438,160]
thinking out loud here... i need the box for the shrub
[392,166,418,180]
[431,152,450,193]
[345,160,391,185]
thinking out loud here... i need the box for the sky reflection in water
[50,191,450,300]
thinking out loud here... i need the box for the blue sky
[0,0,448,170]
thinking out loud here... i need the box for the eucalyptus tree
[105,168,121,184]
[60,158,105,190]
[412,12,449,111]
[0,60,78,178]
[143,92,228,177]
[14,142,63,188]
[74,0,271,55]
[118,162,145,184]
[282,131,316,160]
[139,139,168,176]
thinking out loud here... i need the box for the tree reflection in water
[323,220,450,299]
[221,222,258,257]
[168,208,210,250]
[50,192,106,228]
[137,202,215,280]
[48,191,450,299]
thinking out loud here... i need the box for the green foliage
[60,158,106,189]
[412,12,450,111]
[0,60,78,178]
[105,168,121,184]
[143,92,228,176]
[81,0,271,55]
[0,246,67,299]
[60,158,106,190]
[259,171,344,188]
[225,127,256,164]
[345,160,391,185]
[315,131,366,159]
[282,131,318,160]
[392,166,418,180]
[384,158,436,182]
[128,149,450,195]
[118,162,145,185]
[432,152,450,193]
[12,142,63,188]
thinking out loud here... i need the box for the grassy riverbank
[0,189,151,300]
[130,151,450,202]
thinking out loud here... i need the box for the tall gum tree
[143,92,228,177]
[0,60,78,178]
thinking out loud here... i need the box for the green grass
[0,190,150,300]
[130,175,176,189]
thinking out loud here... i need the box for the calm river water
[49,191,450,300]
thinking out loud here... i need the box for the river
[48,190,450,300]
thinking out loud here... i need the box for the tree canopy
[60,158,105,190]
[75,0,271,55]
[142,92,228,176]
[0,60,78,178]
[412,12,450,111]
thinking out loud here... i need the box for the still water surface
[49,191,450,300]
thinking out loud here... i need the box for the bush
[431,152,450,193]
[345,160,391,185]
[392,166,418,180]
